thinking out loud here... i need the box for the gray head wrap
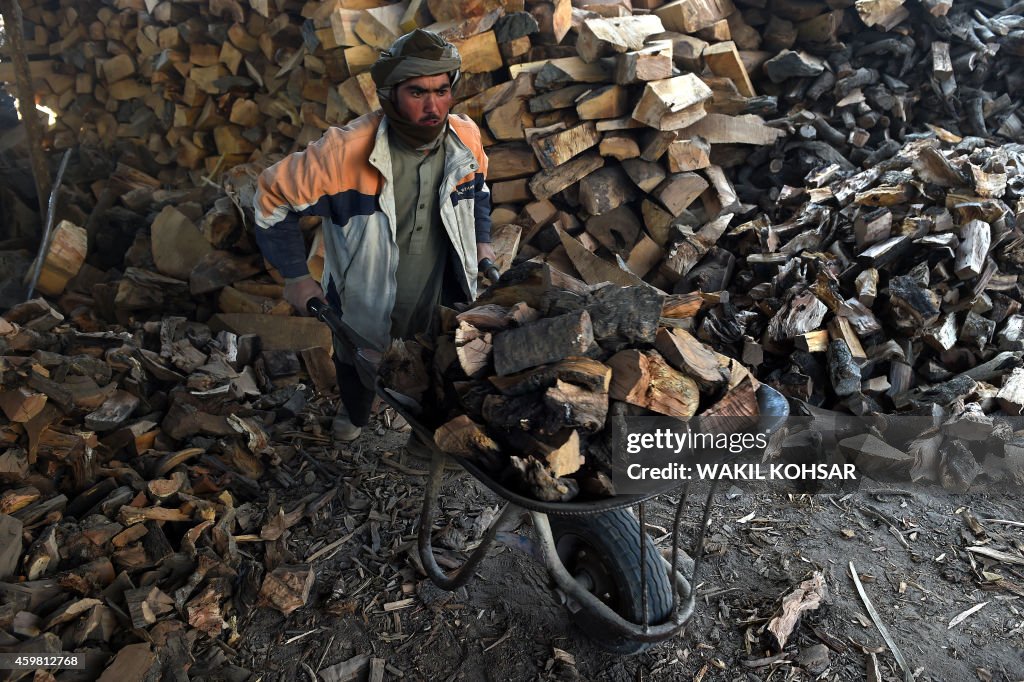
[370,29,462,100]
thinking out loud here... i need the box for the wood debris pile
[0,0,795,188]
[381,260,763,502]
[0,295,345,677]
[727,138,1024,490]
[735,0,1024,205]
[2,0,1020,221]
[0,3,1022,669]
[3,0,1023,342]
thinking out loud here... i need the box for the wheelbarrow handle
[305,298,380,390]
[306,297,339,329]
[479,257,501,284]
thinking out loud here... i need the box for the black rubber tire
[549,509,674,655]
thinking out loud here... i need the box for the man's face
[393,74,453,126]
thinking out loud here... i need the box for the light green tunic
[388,131,451,340]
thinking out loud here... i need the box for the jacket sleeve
[473,142,493,244]
[252,130,341,279]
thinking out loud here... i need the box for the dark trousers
[327,249,464,429]
[325,280,375,428]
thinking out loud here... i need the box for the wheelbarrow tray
[378,383,790,516]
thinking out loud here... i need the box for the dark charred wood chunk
[838,434,912,479]
[585,284,664,352]
[919,360,954,383]
[763,16,798,51]
[189,252,262,296]
[495,12,540,43]
[453,381,496,419]
[493,310,596,376]
[0,514,22,581]
[940,439,982,493]
[141,521,175,565]
[827,339,861,397]
[681,247,735,293]
[959,311,996,352]
[84,391,141,432]
[474,261,552,310]
[482,392,549,432]
[887,271,941,327]
[764,49,825,83]
[489,358,611,396]
[857,235,910,269]
[897,375,978,409]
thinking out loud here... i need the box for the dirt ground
[231,410,1024,682]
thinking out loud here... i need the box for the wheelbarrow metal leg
[418,449,523,590]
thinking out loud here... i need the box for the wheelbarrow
[376,384,788,654]
[308,298,790,654]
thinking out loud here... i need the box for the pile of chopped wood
[0,0,792,188]
[736,0,1024,210]
[2,0,1019,198]
[729,138,1024,411]
[380,260,763,501]
[382,131,1024,495]
[4,156,341,342]
[4,0,1019,180]
[1,0,1022,481]
[0,296,344,677]
[728,137,1024,489]
[4,0,1022,327]
[1,0,1024,671]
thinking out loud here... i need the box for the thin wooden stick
[979,518,1024,528]
[304,528,359,563]
[849,561,916,682]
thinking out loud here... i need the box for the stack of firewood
[0,4,1022,421]
[380,260,763,501]
[379,132,1024,496]
[3,0,1021,325]
[0,0,789,189]
[1,0,1019,193]
[735,0,1024,210]
[723,137,1024,490]
[1,0,1021,492]
[0,295,341,677]
[731,138,1024,409]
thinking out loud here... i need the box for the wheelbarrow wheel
[550,509,673,655]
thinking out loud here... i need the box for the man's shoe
[333,408,362,443]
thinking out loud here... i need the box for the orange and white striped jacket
[253,111,491,350]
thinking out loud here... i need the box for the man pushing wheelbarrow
[251,28,789,654]
[252,29,496,452]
